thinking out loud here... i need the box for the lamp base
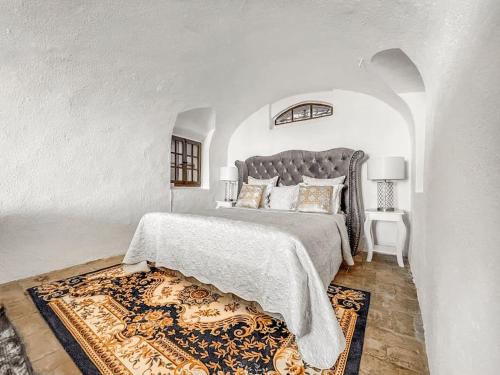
[377,207,395,212]
[223,181,237,201]
[377,180,395,211]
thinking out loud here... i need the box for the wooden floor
[0,253,429,374]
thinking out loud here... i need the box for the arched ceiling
[0,0,436,136]
[2,0,490,206]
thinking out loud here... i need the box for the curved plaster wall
[407,2,500,374]
[228,90,412,249]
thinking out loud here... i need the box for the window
[170,135,201,187]
[275,102,333,125]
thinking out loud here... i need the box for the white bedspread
[123,208,354,368]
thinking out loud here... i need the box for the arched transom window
[275,102,333,125]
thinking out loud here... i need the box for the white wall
[0,105,172,283]
[228,90,412,251]
[408,1,500,373]
[400,92,426,193]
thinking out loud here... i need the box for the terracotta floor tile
[360,353,420,374]
[24,327,63,362]
[363,325,427,372]
[32,349,74,374]
[88,254,124,271]
[17,274,54,290]
[11,311,50,338]
[3,297,38,321]
[48,356,81,375]
[0,281,26,304]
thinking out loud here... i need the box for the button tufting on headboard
[235,148,366,254]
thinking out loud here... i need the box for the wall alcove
[228,89,412,251]
[172,107,216,189]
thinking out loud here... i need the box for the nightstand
[216,200,235,209]
[364,209,407,267]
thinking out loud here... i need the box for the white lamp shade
[368,157,405,180]
[220,166,238,181]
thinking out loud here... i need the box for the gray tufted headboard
[235,148,366,254]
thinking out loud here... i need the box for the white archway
[228,89,412,252]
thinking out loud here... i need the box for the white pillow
[330,184,344,214]
[248,176,279,208]
[302,175,345,185]
[301,175,345,214]
[269,185,300,210]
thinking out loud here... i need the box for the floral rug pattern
[28,265,369,375]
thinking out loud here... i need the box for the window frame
[274,102,333,126]
[170,135,202,187]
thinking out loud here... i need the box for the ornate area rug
[28,265,369,375]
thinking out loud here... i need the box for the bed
[235,148,365,254]
[123,148,365,368]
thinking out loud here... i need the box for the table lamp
[219,166,238,201]
[367,157,405,211]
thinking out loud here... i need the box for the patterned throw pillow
[297,185,334,213]
[248,176,279,208]
[302,175,345,214]
[236,184,266,209]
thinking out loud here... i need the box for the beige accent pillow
[302,176,345,214]
[297,185,334,213]
[236,184,266,209]
[248,176,279,208]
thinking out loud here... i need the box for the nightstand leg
[396,220,407,267]
[364,219,374,262]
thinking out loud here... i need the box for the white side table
[216,200,235,209]
[364,209,407,267]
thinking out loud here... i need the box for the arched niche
[371,48,425,93]
[371,48,426,193]
[172,107,215,189]
[228,89,412,250]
